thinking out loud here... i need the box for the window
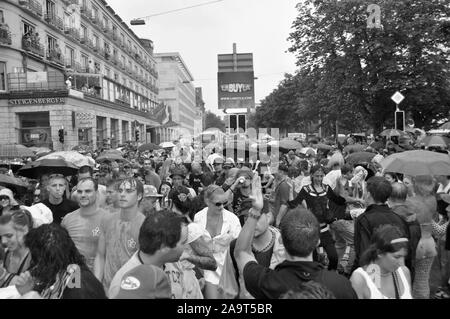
[46,35,57,52]
[46,0,55,17]
[93,34,99,48]
[120,33,124,46]
[0,62,6,91]
[22,22,35,36]
[128,40,131,50]
[81,24,87,39]
[112,25,117,37]
[92,6,98,20]
[0,10,4,24]
[65,46,75,66]
[105,67,110,78]
[81,54,88,71]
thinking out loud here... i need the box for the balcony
[46,49,64,65]
[112,56,118,65]
[64,27,80,41]
[61,0,79,5]
[0,28,12,45]
[80,35,88,44]
[18,0,43,18]
[44,14,64,31]
[80,6,90,19]
[104,50,111,61]
[22,37,45,57]
[7,71,66,92]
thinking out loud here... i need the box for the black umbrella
[17,158,78,179]
[346,152,376,166]
[0,174,29,192]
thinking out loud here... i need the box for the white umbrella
[160,142,176,148]
[37,151,95,168]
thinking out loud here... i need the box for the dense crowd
[0,133,449,299]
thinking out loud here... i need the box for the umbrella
[380,129,403,137]
[160,142,176,148]
[343,144,366,154]
[274,139,302,151]
[17,158,78,179]
[0,174,29,191]
[96,150,128,163]
[137,143,162,152]
[0,144,34,159]
[346,152,376,166]
[439,122,450,130]
[317,143,333,151]
[36,151,95,168]
[419,135,450,148]
[380,150,450,176]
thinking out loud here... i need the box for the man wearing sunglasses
[41,174,78,225]
[212,157,226,187]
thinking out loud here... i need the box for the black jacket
[353,204,411,272]
[243,260,357,299]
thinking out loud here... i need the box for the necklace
[252,229,275,253]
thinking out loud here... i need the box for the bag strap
[392,271,400,299]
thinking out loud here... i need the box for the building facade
[154,52,202,141]
[0,0,160,150]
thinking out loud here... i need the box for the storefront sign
[21,128,51,147]
[8,97,65,105]
[76,112,95,128]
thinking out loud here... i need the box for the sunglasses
[214,201,228,207]
[0,196,10,201]
[124,166,131,169]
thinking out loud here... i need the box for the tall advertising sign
[217,71,255,110]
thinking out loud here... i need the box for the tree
[287,0,450,133]
[204,111,226,132]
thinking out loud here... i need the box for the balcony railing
[80,34,88,44]
[44,14,64,31]
[64,27,80,41]
[22,37,45,57]
[0,28,12,45]
[7,71,66,92]
[80,6,90,19]
[46,49,64,65]
[18,0,43,18]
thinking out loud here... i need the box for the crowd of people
[0,133,449,299]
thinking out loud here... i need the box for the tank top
[354,267,413,299]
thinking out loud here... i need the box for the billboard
[217,71,255,110]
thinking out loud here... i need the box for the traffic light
[58,129,64,143]
[135,129,140,141]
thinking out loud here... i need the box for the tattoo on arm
[188,238,218,271]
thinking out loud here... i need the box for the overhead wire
[135,0,228,20]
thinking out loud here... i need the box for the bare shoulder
[399,266,411,283]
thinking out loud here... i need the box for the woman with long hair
[24,223,106,299]
[194,184,241,299]
[350,224,412,299]
[0,209,33,288]
[407,175,438,299]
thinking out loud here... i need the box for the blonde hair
[204,184,225,201]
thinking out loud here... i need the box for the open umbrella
[96,150,128,163]
[317,143,333,151]
[419,135,450,148]
[346,152,376,166]
[439,122,450,130]
[0,174,29,191]
[343,144,366,154]
[17,158,78,179]
[37,151,96,168]
[380,129,403,137]
[380,150,450,176]
[159,142,176,148]
[0,144,34,159]
[274,139,302,151]
[137,143,162,152]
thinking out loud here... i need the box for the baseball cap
[114,264,171,299]
[213,157,224,164]
[169,166,187,179]
[143,185,163,198]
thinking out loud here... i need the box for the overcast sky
[107,0,299,116]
